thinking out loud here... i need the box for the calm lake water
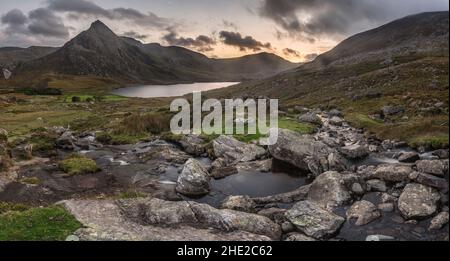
[112,82,239,98]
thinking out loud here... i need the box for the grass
[20,177,41,185]
[0,206,82,241]
[58,154,100,176]
[0,202,30,215]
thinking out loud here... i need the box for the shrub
[71,96,81,103]
[58,154,100,176]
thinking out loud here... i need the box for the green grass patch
[58,154,100,176]
[0,202,30,215]
[0,206,82,241]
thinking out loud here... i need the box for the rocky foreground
[0,110,449,241]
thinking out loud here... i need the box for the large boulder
[372,164,413,182]
[339,144,369,159]
[213,135,266,164]
[398,183,440,220]
[61,198,280,241]
[410,172,448,191]
[329,116,344,126]
[56,131,76,150]
[285,200,345,239]
[179,135,206,156]
[298,113,322,125]
[176,159,211,196]
[307,171,352,210]
[398,152,420,163]
[429,212,449,231]
[346,200,381,226]
[416,160,448,177]
[269,129,348,176]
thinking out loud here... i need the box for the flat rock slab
[398,183,440,220]
[285,200,345,239]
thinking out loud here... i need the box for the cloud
[283,48,301,58]
[122,31,149,40]
[47,0,175,29]
[304,53,318,61]
[27,8,70,38]
[1,9,28,27]
[163,29,217,52]
[219,31,272,51]
[222,20,238,30]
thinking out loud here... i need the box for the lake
[112,82,239,98]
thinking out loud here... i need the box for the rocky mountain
[0,46,58,69]
[306,11,448,69]
[12,20,296,84]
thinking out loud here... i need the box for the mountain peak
[88,20,116,35]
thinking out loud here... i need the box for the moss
[410,135,449,149]
[95,131,113,145]
[0,206,82,241]
[58,154,100,176]
[20,177,41,185]
[0,202,30,215]
[278,118,315,134]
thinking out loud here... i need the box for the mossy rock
[58,154,100,176]
[0,128,8,143]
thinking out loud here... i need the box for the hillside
[206,12,449,149]
[0,46,58,68]
[9,21,296,85]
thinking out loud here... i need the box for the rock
[340,144,369,159]
[366,179,387,192]
[0,128,7,143]
[281,222,296,233]
[269,129,347,176]
[398,152,420,163]
[11,144,33,160]
[351,183,365,195]
[294,106,310,113]
[378,203,395,212]
[210,166,238,179]
[412,172,448,191]
[285,200,345,239]
[382,106,404,116]
[252,185,310,205]
[432,149,449,159]
[346,200,381,226]
[299,112,322,125]
[381,193,397,203]
[307,171,352,210]
[2,68,12,79]
[176,159,211,196]
[398,183,440,219]
[366,235,395,241]
[0,135,12,172]
[328,109,342,117]
[373,164,413,182]
[235,159,272,172]
[220,196,256,213]
[179,135,206,156]
[257,208,287,224]
[416,160,448,176]
[213,135,266,164]
[284,233,316,241]
[329,116,344,126]
[429,212,449,231]
[56,131,76,150]
[134,140,190,165]
[61,198,280,241]
[65,235,80,241]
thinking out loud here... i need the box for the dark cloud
[304,53,318,61]
[259,0,389,39]
[222,20,238,30]
[1,9,28,27]
[163,30,216,52]
[283,48,301,58]
[27,8,70,38]
[122,31,149,40]
[219,31,272,52]
[47,0,174,29]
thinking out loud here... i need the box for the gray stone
[367,179,387,192]
[213,135,266,164]
[176,159,211,196]
[398,183,440,219]
[220,196,256,213]
[179,135,206,156]
[398,152,420,163]
[382,106,404,116]
[432,149,449,159]
[285,200,345,239]
[252,185,310,205]
[347,200,381,226]
[329,116,344,126]
[378,203,395,212]
[351,183,365,195]
[373,164,413,182]
[299,113,322,125]
[429,212,449,231]
[307,171,352,210]
[340,144,369,159]
[284,233,316,241]
[413,172,448,191]
[416,160,448,176]
[327,109,342,117]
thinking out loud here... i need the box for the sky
[0,0,448,62]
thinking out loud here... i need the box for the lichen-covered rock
[398,183,440,219]
[213,135,266,164]
[329,116,344,126]
[412,172,448,191]
[285,200,345,239]
[176,158,211,196]
[220,196,256,213]
[179,135,206,156]
[416,160,448,177]
[429,212,449,231]
[346,200,381,226]
[373,164,413,182]
[307,171,352,210]
[298,113,322,125]
[366,179,387,192]
[340,144,369,159]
